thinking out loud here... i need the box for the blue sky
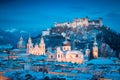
[0,0,120,35]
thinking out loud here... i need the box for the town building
[10,36,26,58]
[47,40,84,64]
[42,29,50,36]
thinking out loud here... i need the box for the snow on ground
[86,58,114,64]
[103,72,120,80]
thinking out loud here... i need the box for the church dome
[62,41,70,46]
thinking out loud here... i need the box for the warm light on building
[27,36,45,55]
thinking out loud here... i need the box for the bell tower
[85,44,90,57]
[27,36,33,53]
[39,37,45,55]
[93,37,98,58]
[62,37,71,51]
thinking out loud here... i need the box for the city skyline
[0,1,120,79]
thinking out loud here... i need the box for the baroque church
[26,36,45,55]
[46,40,84,64]
[17,35,98,64]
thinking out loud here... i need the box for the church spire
[40,36,45,44]
[85,44,90,56]
[39,36,45,55]
[86,44,89,49]
[93,37,97,46]
[20,35,23,41]
[27,35,33,53]
[28,35,32,44]
[93,37,98,58]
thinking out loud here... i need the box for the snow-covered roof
[10,49,26,52]
[16,53,29,56]
[87,58,114,65]
[67,50,83,55]
[103,72,120,80]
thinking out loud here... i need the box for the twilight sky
[0,0,120,35]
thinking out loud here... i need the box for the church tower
[93,37,98,58]
[98,18,102,27]
[85,44,90,57]
[27,36,33,53]
[56,47,63,62]
[39,37,45,55]
[17,35,25,49]
[62,38,71,51]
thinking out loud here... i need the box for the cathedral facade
[26,36,45,55]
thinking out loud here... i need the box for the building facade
[54,17,102,28]
[47,40,84,64]
[26,36,45,55]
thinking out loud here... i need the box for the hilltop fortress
[54,17,102,28]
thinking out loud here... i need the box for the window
[58,55,60,58]
[51,56,53,58]
[76,54,78,58]
[67,47,69,50]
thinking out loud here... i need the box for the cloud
[20,30,28,33]
[5,28,17,33]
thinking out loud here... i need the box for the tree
[97,26,120,59]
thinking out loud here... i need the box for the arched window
[58,55,60,58]
[76,54,78,58]
[61,55,62,58]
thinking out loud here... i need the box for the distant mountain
[0,28,28,47]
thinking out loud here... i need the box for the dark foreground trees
[97,26,120,59]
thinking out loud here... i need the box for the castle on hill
[16,35,99,64]
[54,17,102,28]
